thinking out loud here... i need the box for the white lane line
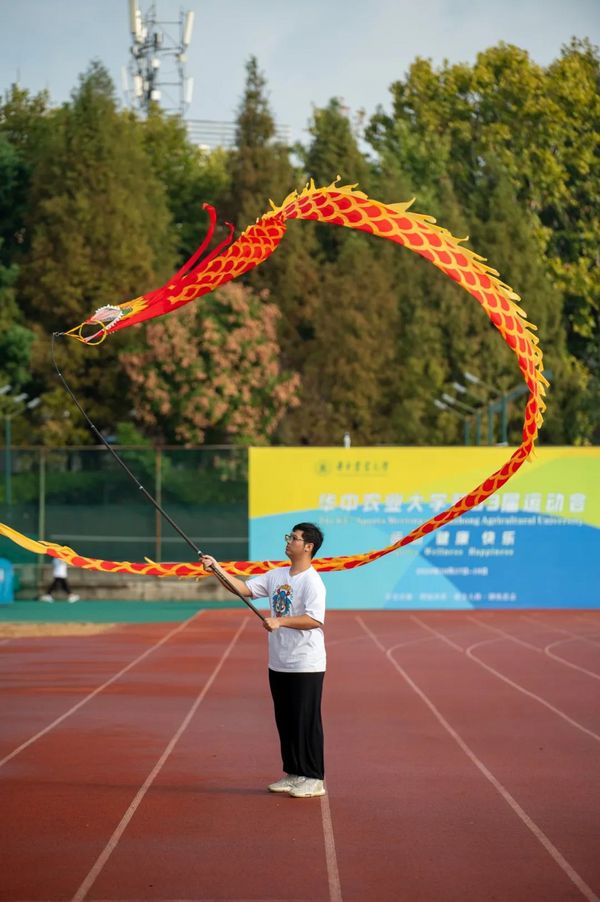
[409,615,464,652]
[413,616,600,745]
[373,634,438,654]
[328,633,436,652]
[543,639,600,681]
[466,640,600,743]
[386,636,441,657]
[320,792,343,902]
[71,617,249,902]
[467,615,541,651]
[326,634,369,648]
[469,615,600,682]
[356,616,600,902]
[521,614,600,649]
[0,611,206,769]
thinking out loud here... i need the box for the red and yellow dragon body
[0,179,547,578]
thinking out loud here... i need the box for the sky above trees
[0,0,598,143]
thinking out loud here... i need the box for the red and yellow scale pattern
[1,179,547,578]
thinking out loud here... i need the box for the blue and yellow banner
[249,447,600,609]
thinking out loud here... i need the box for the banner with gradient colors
[249,447,600,609]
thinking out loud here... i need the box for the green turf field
[0,599,242,624]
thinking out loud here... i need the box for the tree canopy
[1,41,597,448]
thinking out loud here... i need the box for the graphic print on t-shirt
[272,583,292,617]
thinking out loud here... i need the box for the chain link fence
[0,446,249,596]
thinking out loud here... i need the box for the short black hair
[293,522,324,557]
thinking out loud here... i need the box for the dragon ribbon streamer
[0,179,547,578]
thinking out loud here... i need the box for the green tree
[468,162,585,443]
[367,40,600,443]
[0,264,34,391]
[281,233,398,445]
[142,108,231,264]
[301,97,373,262]
[227,56,296,228]
[0,85,49,261]
[0,127,37,405]
[224,56,319,445]
[17,62,176,444]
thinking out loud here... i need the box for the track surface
[1,609,599,902]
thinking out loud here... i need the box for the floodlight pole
[461,369,552,446]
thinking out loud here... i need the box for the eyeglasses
[284,533,304,543]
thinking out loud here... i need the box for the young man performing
[201,522,327,798]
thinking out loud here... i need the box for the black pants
[268,669,325,780]
[47,578,71,595]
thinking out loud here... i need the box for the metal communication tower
[124,1,195,116]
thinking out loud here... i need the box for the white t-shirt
[52,558,68,579]
[247,565,326,673]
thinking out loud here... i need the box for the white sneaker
[288,777,326,798]
[40,594,53,603]
[268,774,301,793]
[68,594,80,603]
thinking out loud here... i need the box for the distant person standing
[41,558,79,603]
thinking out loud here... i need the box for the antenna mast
[125,1,194,116]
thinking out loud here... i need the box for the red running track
[0,609,599,902]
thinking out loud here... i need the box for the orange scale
[463,271,476,286]
[437,250,453,265]
[406,231,424,246]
